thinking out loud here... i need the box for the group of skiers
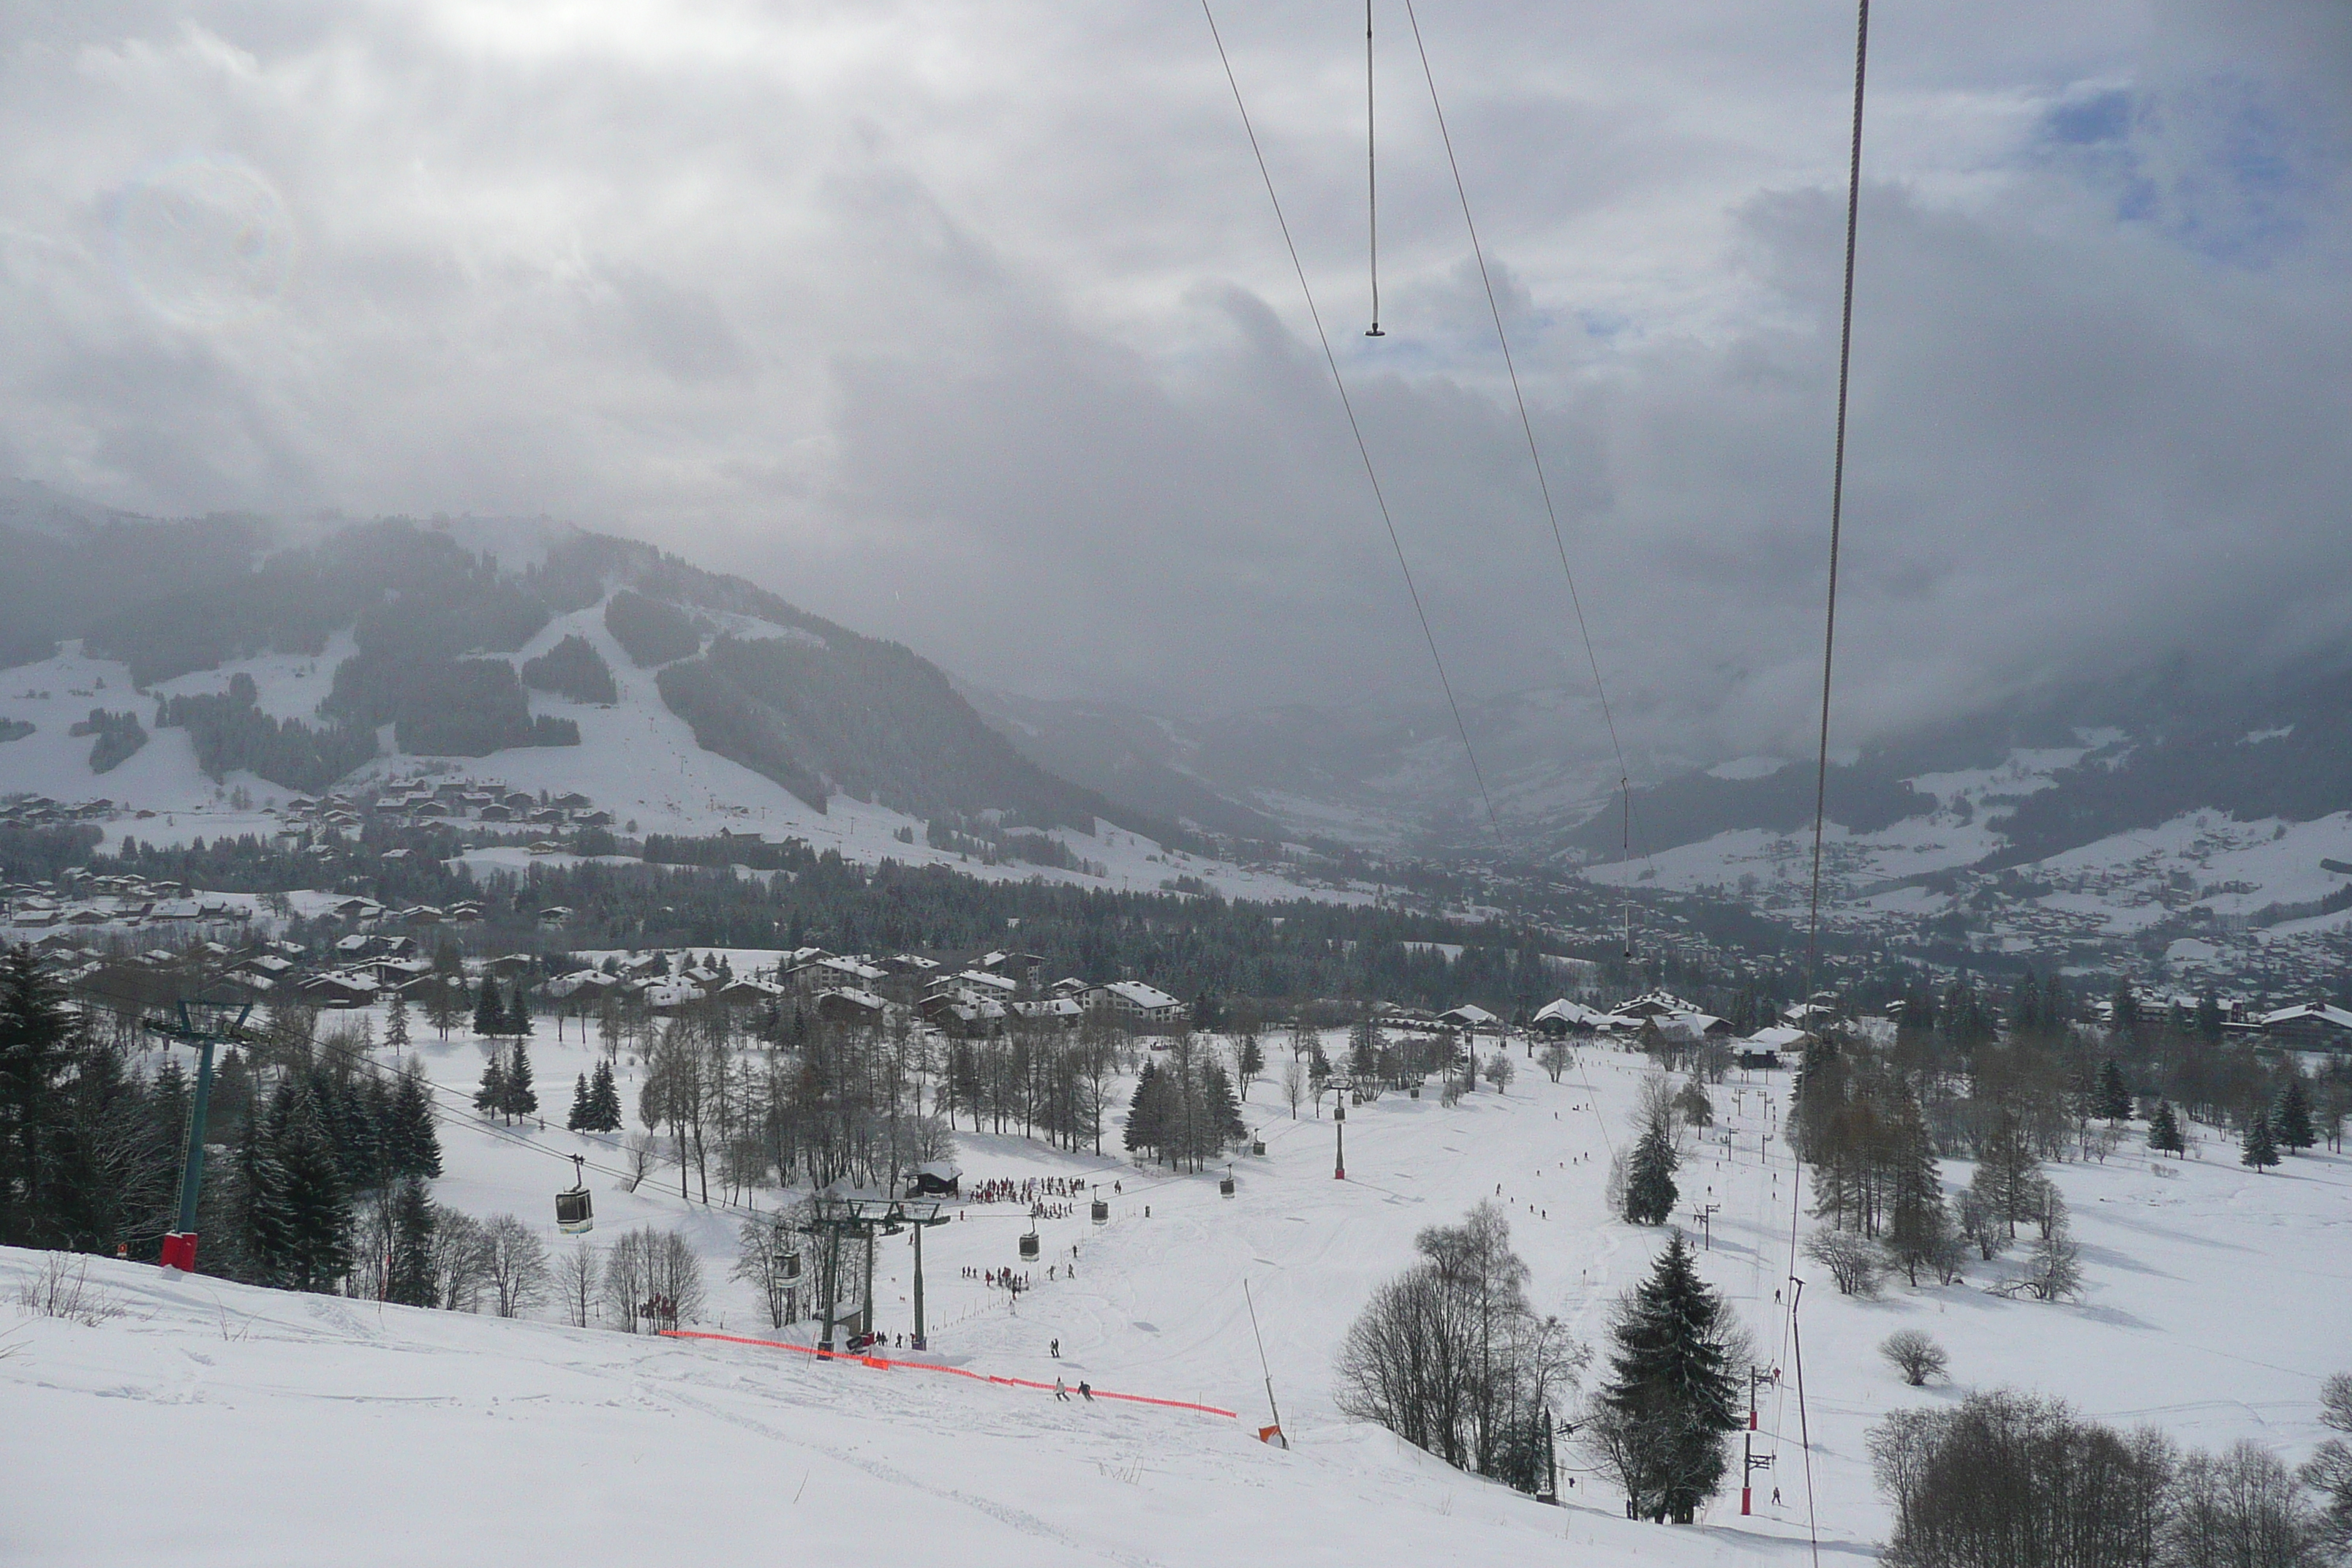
[965,1177,1087,1205]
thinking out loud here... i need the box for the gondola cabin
[556,1185,593,1235]
[1019,1230,1041,1262]
[556,1154,594,1235]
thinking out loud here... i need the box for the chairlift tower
[142,990,256,1273]
[1325,1074,1354,1180]
[809,1188,947,1354]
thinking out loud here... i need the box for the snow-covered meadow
[5,1018,2348,1566]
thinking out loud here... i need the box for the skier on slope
[1055,1376,1071,1403]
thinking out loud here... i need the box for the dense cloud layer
[1,1,2347,770]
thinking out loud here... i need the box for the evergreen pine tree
[1624,1122,1680,1226]
[2148,1098,2185,1156]
[504,1039,538,1122]
[235,1103,295,1286]
[1597,1232,1742,1523]
[270,1085,353,1291]
[567,1073,594,1132]
[0,946,72,1248]
[2274,1077,2317,1153]
[587,1059,623,1132]
[385,1176,438,1308]
[2096,1059,2133,1122]
[319,1068,385,1195]
[472,981,504,1040]
[1199,1060,1248,1153]
[1349,1015,1382,1079]
[1883,1088,1951,1286]
[505,984,533,1038]
[391,1063,442,1177]
[1971,1112,2042,1236]
[384,993,411,1055]
[2194,990,2224,1044]
[1236,1034,1264,1090]
[2241,1110,2280,1172]
[1123,1060,1169,1163]
[424,977,463,1041]
[475,1052,508,1117]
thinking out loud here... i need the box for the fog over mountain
[2,3,2348,781]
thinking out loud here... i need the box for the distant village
[7,775,2352,1058]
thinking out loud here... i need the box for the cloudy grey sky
[2,1,2348,763]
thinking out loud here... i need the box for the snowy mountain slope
[10,1013,2349,1566]
[0,511,1349,902]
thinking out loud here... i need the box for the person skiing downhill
[1055,1376,1070,1403]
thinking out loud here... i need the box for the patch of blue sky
[2025,76,2345,267]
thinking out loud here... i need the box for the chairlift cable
[1199,0,1505,849]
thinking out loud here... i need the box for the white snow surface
[7,1022,2348,1566]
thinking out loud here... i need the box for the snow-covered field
[7,1017,2348,1567]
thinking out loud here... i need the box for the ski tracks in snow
[644,1379,1170,1568]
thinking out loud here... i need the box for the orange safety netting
[657,1330,1240,1420]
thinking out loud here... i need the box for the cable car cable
[1783,10,1872,1546]
[1802,0,1871,996]
[1199,0,1504,849]
[1364,0,1384,337]
[1398,0,1659,958]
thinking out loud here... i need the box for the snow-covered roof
[1610,989,1701,1019]
[1533,998,1607,1027]
[820,987,887,1014]
[1742,1025,1814,1052]
[1438,1003,1500,1027]
[2259,1001,2352,1031]
[1092,981,1183,1011]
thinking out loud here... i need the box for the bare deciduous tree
[1880,1329,1950,1387]
[1871,1390,2174,1568]
[555,1241,601,1328]
[734,1215,803,1330]
[1806,1228,1887,1298]
[1335,1202,1586,1498]
[480,1214,549,1319]
[2168,1441,2329,1568]
[429,1211,491,1312]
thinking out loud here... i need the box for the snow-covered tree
[1588,1231,1742,1523]
[1624,1122,1679,1226]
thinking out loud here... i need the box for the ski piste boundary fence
[657,1330,1240,1420]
